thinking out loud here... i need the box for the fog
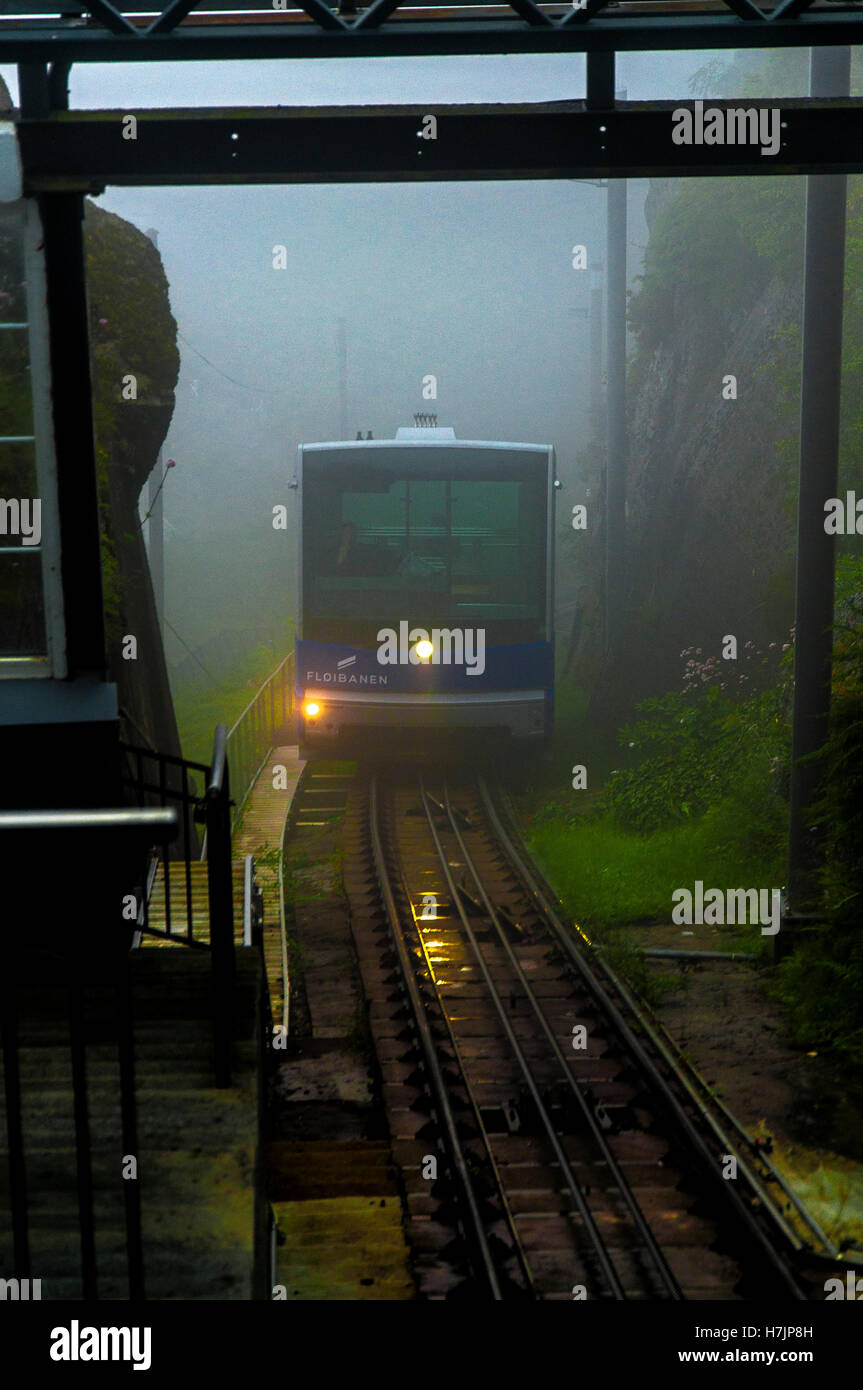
[0,47,790,685]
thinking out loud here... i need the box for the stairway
[142,860,246,948]
[0,949,263,1300]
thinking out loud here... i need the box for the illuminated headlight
[302,699,322,719]
[414,639,433,661]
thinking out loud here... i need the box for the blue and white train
[294,423,556,758]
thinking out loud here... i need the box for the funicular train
[295,422,556,758]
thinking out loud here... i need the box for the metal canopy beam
[3,10,863,62]
[16,99,863,189]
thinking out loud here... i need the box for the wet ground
[625,916,863,1253]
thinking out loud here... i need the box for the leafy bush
[601,671,790,835]
[777,575,863,1065]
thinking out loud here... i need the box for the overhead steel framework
[14,99,863,189]
[2,0,863,65]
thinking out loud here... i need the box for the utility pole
[589,263,603,443]
[784,48,850,956]
[563,179,605,677]
[145,227,164,641]
[605,96,628,654]
[337,316,347,441]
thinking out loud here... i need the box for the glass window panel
[0,440,38,516]
[0,201,28,322]
[303,448,547,646]
[0,552,45,657]
[0,201,47,663]
[0,332,34,440]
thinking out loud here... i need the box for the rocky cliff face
[84,200,182,758]
[590,178,802,727]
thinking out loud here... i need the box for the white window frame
[0,122,66,679]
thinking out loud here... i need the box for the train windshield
[302,447,548,647]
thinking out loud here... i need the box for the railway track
[342,767,853,1301]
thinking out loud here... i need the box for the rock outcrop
[84,200,182,758]
[589,177,804,727]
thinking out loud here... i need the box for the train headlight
[414,639,434,662]
[302,699,322,719]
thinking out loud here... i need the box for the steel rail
[479,777,809,1300]
[489,784,829,1258]
[593,938,840,1259]
[418,776,626,1299]
[276,788,291,1038]
[368,774,503,1299]
[399,826,537,1297]
[441,775,682,1299]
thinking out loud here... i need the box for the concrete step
[266,1140,398,1200]
[4,1050,217,1085]
[1,947,263,1300]
[273,1196,414,1301]
[1,1080,258,1148]
[0,1209,254,1300]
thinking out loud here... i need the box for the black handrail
[0,806,177,1302]
[204,724,235,1087]
[0,973,28,1277]
[120,731,238,1087]
[208,721,228,799]
[119,743,205,944]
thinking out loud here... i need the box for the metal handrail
[0,807,178,834]
[207,721,228,797]
[202,723,235,1087]
[120,739,204,938]
[225,651,295,828]
[226,652,293,743]
[276,797,291,1038]
[0,803,176,1299]
[243,854,253,947]
[120,729,236,1086]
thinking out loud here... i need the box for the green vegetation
[172,642,284,766]
[528,636,792,939]
[529,789,783,944]
[533,43,863,1052]
[775,572,863,1067]
[529,555,863,1046]
[342,1004,374,1061]
[629,172,863,527]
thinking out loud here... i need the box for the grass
[342,1004,374,1061]
[527,796,784,945]
[172,643,286,767]
[588,925,690,1007]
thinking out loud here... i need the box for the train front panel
[296,432,555,755]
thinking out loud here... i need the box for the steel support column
[39,192,107,678]
[784,46,850,953]
[605,122,626,652]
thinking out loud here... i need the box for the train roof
[299,429,553,454]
